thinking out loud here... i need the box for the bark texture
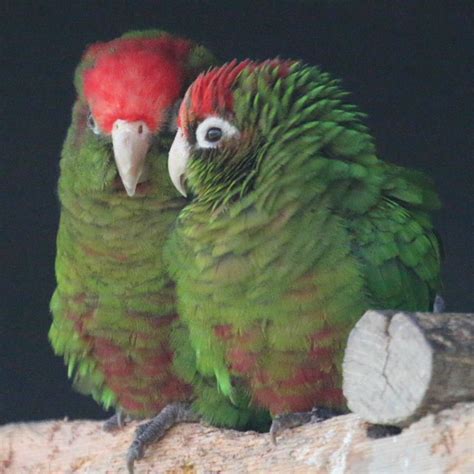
[343,310,474,426]
[0,403,473,473]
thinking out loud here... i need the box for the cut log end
[343,310,432,425]
[343,310,474,427]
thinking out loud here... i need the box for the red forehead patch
[178,58,294,131]
[83,37,192,133]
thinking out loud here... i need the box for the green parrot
[166,59,443,438]
[49,29,217,445]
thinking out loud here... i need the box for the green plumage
[167,61,442,428]
[49,30,217,416]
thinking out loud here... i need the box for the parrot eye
[205,127,223,142]
[196,116,239,149]
[87,111,101,135]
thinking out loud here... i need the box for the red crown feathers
[83,36,192,133]
[178,59,294,133]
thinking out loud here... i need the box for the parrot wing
[348,165,442,311]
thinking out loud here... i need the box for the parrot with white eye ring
[166,59,443,441]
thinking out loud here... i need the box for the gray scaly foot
[270,407,344,445]
[126,402,200,473]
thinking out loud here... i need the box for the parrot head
[168,59,294,204]
[63,30,216,197]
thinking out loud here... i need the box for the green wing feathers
[348,164,442,311]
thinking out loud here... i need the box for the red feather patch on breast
[83,37,192,133]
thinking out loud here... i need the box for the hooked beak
[111,119,153,197]
[168,127,190,197]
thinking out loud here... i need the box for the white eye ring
[195,116,240,149]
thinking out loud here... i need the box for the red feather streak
[178,58,294,133]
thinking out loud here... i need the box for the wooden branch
[343,310,474,427]
[1,403,473,473]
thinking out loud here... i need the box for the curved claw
[103,410,128,432]
[433,294,445,313]
[270,412,310,446]
[126,443,144,474]
[270,418,281,445]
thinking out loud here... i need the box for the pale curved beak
[111,119,153,197]
[168,127,190,197]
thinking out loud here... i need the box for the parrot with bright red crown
[49,31,216,468]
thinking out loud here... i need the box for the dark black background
[1,0,472,425]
